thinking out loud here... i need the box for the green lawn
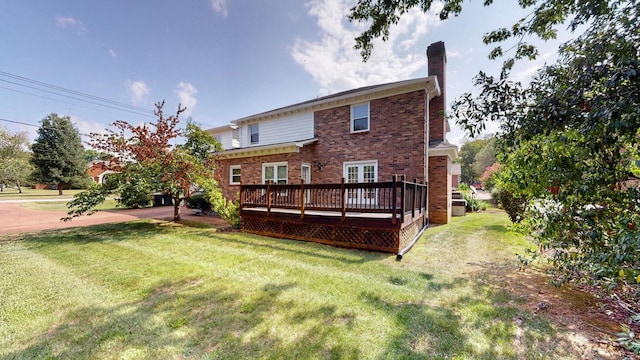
[18,199,119,212]
[0,187,83,200]
[0,211,609,359]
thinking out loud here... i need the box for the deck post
[239,183,244,217]
[400,175,405,224]
[391,175,397,225]
[266,180,272,216]
[412,178,417,219]
[341,177,346,221]
[300,179,305,219]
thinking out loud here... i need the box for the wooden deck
[240,177,428,257]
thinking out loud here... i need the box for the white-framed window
[230,165,241,185]
[263,162,288,184]
[351,103,370,133]
[249,124,259,144]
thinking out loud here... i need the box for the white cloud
[109,49,118,58]
[126,80,150,105]
[55,16,88,33]
[291,0,444,95]
[210,0,228,16]
[69,115,109,141]
[174,82,198,117]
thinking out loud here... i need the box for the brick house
[210,41,457,227]
[87,160,120,184]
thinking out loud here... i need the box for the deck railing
[240,176,427,225]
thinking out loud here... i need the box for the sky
[0,0,577,147]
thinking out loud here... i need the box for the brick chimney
[427,41,447,143]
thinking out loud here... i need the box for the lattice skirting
[242,217,399,253]
[398,216,425,251]
[242,215,426,254]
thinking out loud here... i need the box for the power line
[0,70,156,118]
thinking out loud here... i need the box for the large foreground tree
[30,114,87,195]
[66,101,224,222]
[350,0,640,317]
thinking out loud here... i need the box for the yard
[0,210,625,359]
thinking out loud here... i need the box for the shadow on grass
[5,221,606,359]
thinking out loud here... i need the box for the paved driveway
[0,203,227,235]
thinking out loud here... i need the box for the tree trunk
[173,198,181,221]
[58,184,63,196]
[16,180,22,194]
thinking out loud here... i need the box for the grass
[0,211,610,359]
[0,187,84,201]
[19,199,119,212]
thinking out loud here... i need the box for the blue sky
[0,0,574,146]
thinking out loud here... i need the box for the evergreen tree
[30,113,87,195]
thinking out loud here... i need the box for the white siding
[240,111,314,147]
[214,131,236,150]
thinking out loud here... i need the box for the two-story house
[209,41,457,254]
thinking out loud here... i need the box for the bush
[116,181,151,208]
[205,188,241,229]
[495,188,527,223]
[186,194,213,213]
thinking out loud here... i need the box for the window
[249,124,259,144]
[263,162,288,184]
[230,165,241,185]
[351,103,370,133]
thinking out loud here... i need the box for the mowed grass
[0,187,83,201]
[0,211,587,359]
[19,199,119,212]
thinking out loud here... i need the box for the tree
[66,101,225,222]
[349,0,608,64]
[30,114,87,195]
[0,126,32,193]
[457,137,495,184]
[456,1,640,294]
[181,118,223,162]
[472,138,497,179]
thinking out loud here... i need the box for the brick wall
[428,155,451,224]
[313,90,428,183]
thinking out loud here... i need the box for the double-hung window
[351,103,370,133]
[263,162,288,184]
[249,124,259,144]
[229,165,241,185]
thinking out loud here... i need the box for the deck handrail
[240,176,428,225]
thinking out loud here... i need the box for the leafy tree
[182,118,223,162]
[348,0,640,308]
[459,1,639,295]
[349,0,608,64]
[0,126,33,193]
[457,137,495,184]
[472,138,496,179]
[30,114,88,195]
[66,101,234,223]
[83,149,111,163]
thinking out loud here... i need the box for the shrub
[494,188,526,223]
[116,180,152,208]
[205,188,241,229]
[186,194,212,213]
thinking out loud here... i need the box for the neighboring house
[210,41,457,226]
[87,160,119,184]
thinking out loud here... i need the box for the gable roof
[231,76,440,125]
